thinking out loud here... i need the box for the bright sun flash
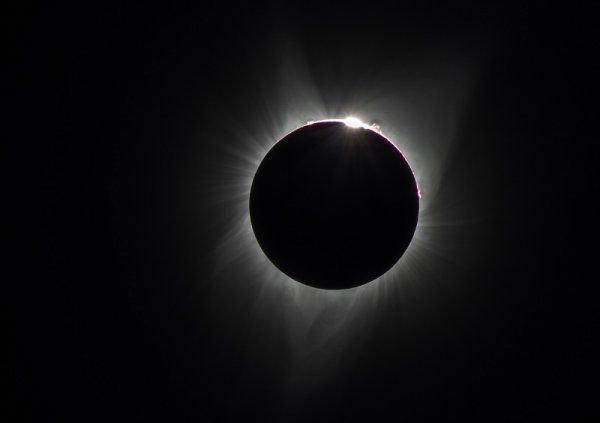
[343,116,366,128]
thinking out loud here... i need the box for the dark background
[5,1,597,421]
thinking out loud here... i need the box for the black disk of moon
[249,120,419,290]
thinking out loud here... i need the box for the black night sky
[6,1,598,421]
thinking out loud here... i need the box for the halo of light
[200,45,482,396]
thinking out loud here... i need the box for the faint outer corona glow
[204,47,480,395]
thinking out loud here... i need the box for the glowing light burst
[343,116,367,128]
[203,49,480,394]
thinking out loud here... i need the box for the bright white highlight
[343,116,367,128]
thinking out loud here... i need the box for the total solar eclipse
[249,119,420,290]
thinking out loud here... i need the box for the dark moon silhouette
[249,120,419,289]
